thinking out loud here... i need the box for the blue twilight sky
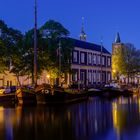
[0,0,140,52]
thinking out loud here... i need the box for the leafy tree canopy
[22,20,73,83]
[0,20,23,74]
[0,19,73,85]
[112,43,140,80]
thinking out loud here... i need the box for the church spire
[114,32,121,43]
[80,17,87,41]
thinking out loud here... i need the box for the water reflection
[112,97,140,140]
[1,97,140,140]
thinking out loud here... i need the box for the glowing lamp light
[113,69,116,73]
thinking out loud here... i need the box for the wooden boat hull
[0,93,16,104]
[36,90,88,105]
[100,88,133,99]
[16,89,36,104]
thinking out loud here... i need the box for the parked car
[0,86,11,94]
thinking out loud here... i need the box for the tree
[40,20,73,85]
[23,20,73,85]
[0,20,24,86]
[0,40,7,72]
[0,19,73,86]
[0,20,9,72]
[22,28,51,84]
[112,43,140,83]
[123,43,140,83]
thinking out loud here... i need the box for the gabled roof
[69,38,111,54]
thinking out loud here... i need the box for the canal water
[0,96,140,140]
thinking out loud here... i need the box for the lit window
[108,73,111,81]
[88,53,92,64]
[102,56,105,65]
[73,51,78,62]
[102,73,105,82]
[81,72,85,82]
[93,71,95,82]
[72,71,78,81]
[98,72,101,82]
[96,71,99,82]
[88,71,92,82]
[108,58,111,66]
[81,53,85,63]
[96,55,100,65]
[93,54,96,64]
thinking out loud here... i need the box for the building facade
[70,38,112,88]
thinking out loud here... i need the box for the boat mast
[59,41,61,86]
[34,0,37,86]
[100,36,103,86]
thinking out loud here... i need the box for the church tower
[112,32,123,54]
[112,32,123,80]
[80,17,87,41]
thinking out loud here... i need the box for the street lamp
[113,69,116,73]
